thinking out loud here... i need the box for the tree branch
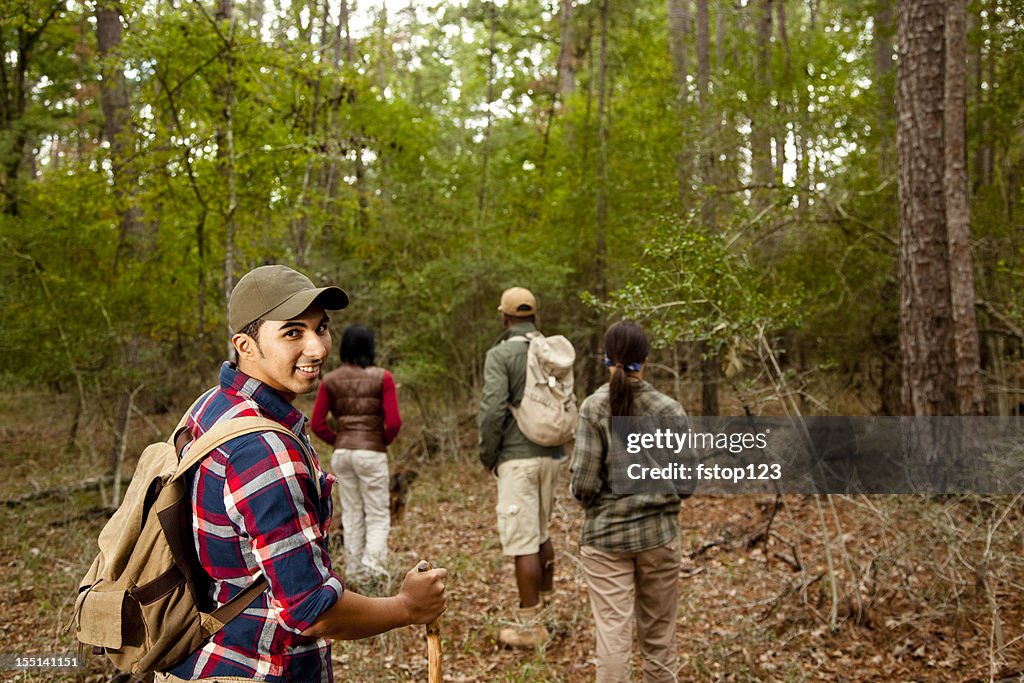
[977,300,1024,341]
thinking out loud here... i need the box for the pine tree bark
[944,0,985,415]
[898,0,955,416]
[897,0,983,416]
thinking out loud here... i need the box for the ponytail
[603,320,650,418]
[609,363,637,417]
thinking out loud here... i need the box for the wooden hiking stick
[417,560,442,683]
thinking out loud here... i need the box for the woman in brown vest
[312,325,402,588]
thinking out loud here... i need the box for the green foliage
[588,220,805,352]
[0,0,1021,415]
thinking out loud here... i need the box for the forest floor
[1,391,1024,682]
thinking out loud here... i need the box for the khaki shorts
[495,456,563,556]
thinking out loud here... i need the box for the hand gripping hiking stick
[416,560,442,683]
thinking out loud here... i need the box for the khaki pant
[495,457,563,556]
[581,538,680,683]
[332,448,391,581]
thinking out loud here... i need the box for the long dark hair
[340,325,376,368]
[604,320,650,417]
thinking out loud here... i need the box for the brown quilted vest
[320,364,387,452]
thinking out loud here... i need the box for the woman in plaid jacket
[570,320,686,683]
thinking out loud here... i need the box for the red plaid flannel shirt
[166,363,343,682]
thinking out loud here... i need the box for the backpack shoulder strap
[506,331,541,344]
[171,417,322,496]
[209,575,268,624]
[169,389,216,444]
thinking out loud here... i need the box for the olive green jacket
[478,321,565,470]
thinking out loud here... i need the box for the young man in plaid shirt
[158,265,446,683]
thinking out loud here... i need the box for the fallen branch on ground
[1,475,125,508]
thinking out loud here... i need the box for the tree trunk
[750,0,774,207]
[321,0,344,235]
[944,0,985,415]
[669,0,691,206]
[967,2,990,190]
[337,0,368,231]
[96,1,154,477]
[696,0,718,415]
[796,1,818,214]
[595,0,609,269]
[668,0,688,103]
[587,0,611,395]
[292,0,332,268]
[476,2,498,228]
[1,6,60,215]
[245,0,265,28]
[699,341,719,415]
[897,0,958,415]
[557,0,576,101]
[96,1,146,265]
[985,335,1008,416]
[875,0,897,176]
[773,0,790,180]
[715,0,726,76]
[216,0,238,354]
[696,0,711,204]
[106,389,136,508]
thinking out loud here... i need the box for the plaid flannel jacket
[570,380,685,553]
[166,363,343,682]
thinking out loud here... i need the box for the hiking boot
[498,604,550,649]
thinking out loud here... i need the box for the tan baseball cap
[498,287,537,317]
[229,265,349,333]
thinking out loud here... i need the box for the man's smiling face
[233,305,331,401]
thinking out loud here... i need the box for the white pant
[331,448,391,581]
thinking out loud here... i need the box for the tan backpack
[72,404,320,675]
[508,331,578,446]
